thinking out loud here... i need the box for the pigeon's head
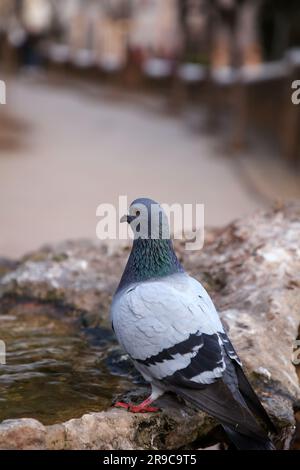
[121,198,170,240]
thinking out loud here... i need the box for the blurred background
[0,0,300,258]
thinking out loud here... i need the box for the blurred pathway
[0,75,295,257]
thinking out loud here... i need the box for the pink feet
[114,398,160,413]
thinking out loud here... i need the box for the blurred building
[0,0,299,162]
[1,1,299,67]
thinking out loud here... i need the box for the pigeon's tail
[166,382,275,450]
[222,425,276,450]
[233,363,278,435]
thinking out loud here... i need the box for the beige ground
[0,74,299,258]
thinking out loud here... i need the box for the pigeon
[110,198,276,450]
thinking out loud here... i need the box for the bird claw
[129,404,160,413]
[114,401,160,413]
[114,401,131,409]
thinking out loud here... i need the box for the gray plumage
[111,198,276,450]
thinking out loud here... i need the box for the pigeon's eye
[135,210,140,217]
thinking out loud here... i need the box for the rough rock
[0,257,18,279]
[0,240,127,327]
[0,418,46,450]
[0,398,214,450]
[0,202,299,449]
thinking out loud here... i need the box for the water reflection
[0,312,134,425]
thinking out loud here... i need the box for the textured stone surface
[0,202,299,449]
[0,419,46,450]
[61,402,210,451]
[0,397,214,450]
[0,240,127,326]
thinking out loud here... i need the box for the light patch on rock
[255,367,272,381]
[258,246,291,264]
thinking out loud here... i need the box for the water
[0,310,135,425]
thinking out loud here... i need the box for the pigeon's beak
[120,214,135,224]
[120,214,128,223]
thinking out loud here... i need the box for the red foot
[114,401,130,410]
[129,404,159,413]
[114,401,159,413]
